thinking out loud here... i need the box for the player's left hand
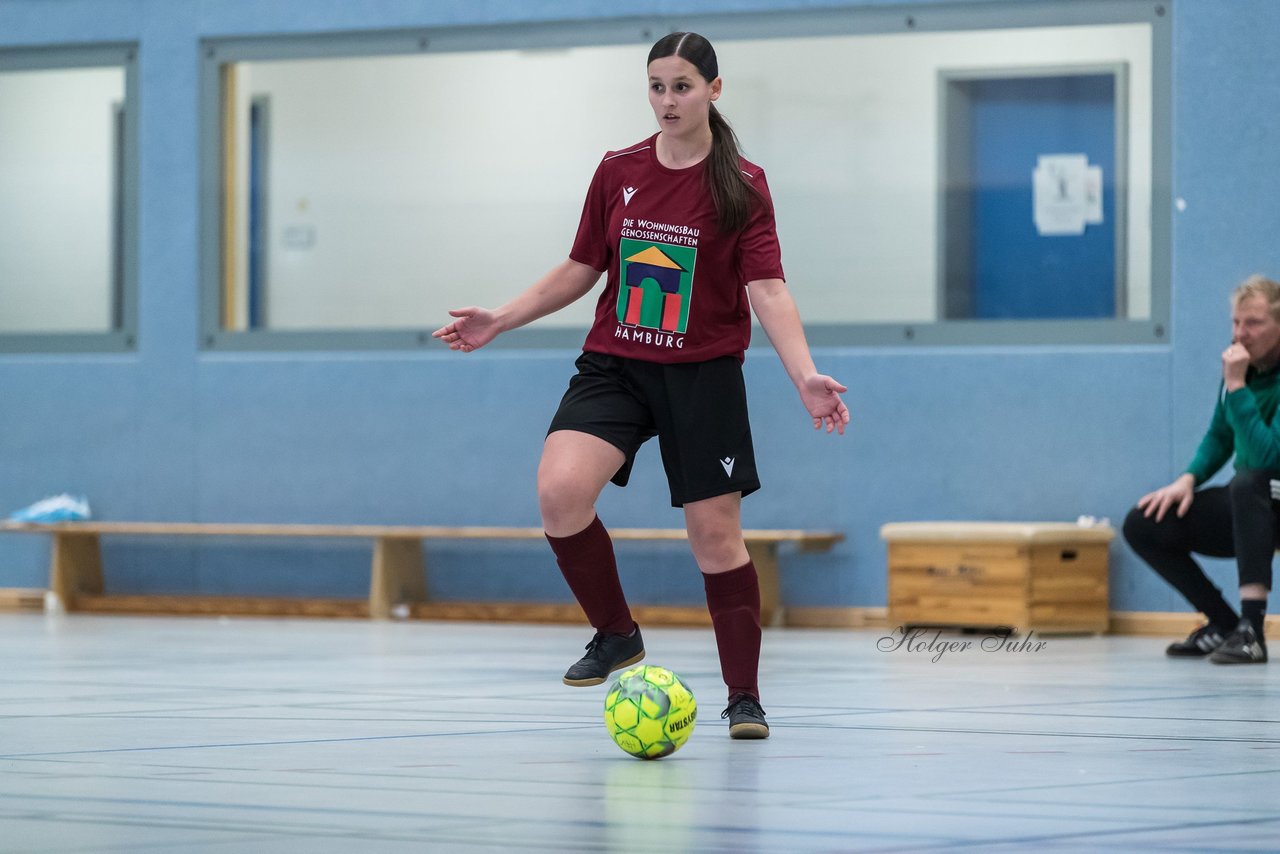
[1223,341,1250,391]
[800,374,850,435]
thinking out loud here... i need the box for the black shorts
[547,351,760,508]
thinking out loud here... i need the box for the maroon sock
[703,561,762,701]
[546,516,634,635]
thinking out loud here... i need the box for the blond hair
[1232,274,1280,321]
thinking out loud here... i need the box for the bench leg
[370,537,428,620]
[51,533,104,611]
[745,541,783,628]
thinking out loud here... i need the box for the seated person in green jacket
[1123,274,1278,664]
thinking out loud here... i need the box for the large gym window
[200,1,1169,351]
[0,44,138,352]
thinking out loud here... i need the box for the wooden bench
[0,521,842,627]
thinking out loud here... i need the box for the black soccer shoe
[1165,623,1227,658]
[562,625,645,686]
[1209,619,1268,665]
[722,693,770,739]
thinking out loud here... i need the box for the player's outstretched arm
[433,258,601,352]
[747,277,850,435]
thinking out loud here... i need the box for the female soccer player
[433,32,849,739]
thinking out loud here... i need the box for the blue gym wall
[0,0,1275,615]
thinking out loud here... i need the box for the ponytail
[706,102,758,232]
[648,32,761,232]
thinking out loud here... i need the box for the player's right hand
[1136,473,1195,522]
[432,307,500,352]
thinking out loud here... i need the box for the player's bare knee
[537,473,593,532]
[688,528,745,571]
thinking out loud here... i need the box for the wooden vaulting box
[880,522,1114,634]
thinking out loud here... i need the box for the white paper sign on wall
[1033,153,1103,236]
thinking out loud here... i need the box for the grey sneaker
[722,693,769,739]
[562,625,644,686]
[1209,619,1268,665]
[1166,623,1227,657]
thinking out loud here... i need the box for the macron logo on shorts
[720,457,735,477]
[622,186,637,205]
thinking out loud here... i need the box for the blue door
[968,74,1116,319]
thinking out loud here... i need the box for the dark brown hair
[647,32,759,232]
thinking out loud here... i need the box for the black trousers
[1123,469,1278,620]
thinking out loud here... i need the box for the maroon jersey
[569,134,784,363]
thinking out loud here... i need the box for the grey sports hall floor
[2,614,1278,852]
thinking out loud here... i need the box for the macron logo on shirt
[622,186,637,206]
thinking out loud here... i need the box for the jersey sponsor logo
[622,186,638,205]
[720,457,736,477]
[616,238,697,335]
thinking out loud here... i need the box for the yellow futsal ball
[603,665,697,759]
